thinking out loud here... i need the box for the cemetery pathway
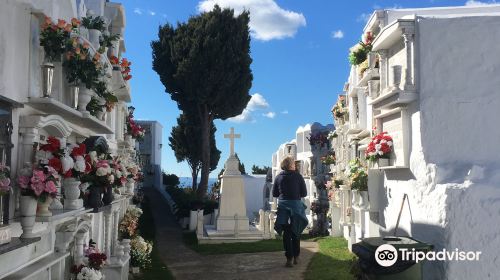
[145,187,319,280]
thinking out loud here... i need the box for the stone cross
[224,127,240,156]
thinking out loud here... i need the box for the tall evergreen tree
[152,5,252,197]
[168,114,221,190]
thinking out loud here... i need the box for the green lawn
[134,198,175,280]
[182,231,284,255]
[305,237,357,280]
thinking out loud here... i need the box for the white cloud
[281,110,289,114]
[197,0,306,41]
[263,112,276,119]
[149,10,156,16]
[465,0,498,5]
[228,93,272,123]
[228,109,255,123]
[332,30,344,39]
[133,8,143,15]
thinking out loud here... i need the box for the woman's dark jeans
[282,224,300,258]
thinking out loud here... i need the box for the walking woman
[273,156,309,267]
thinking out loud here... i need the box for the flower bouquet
[17,166,58,202]
[365,132,393,166]
[321,151,336,165]
[120,57,132,81]
[130,236,152,270]
[348,31,373,66]
[347,159,368,191]
[73,265,103,280]
[63,38,103,89]
[332,95,347,119]
[39,16,80,62]
[125,112,145,140]
[119,206,143,238]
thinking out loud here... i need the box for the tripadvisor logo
[375,244,482,267]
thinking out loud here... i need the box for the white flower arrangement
[76,267,102,280]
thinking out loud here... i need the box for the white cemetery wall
[375,16,500,279]
[243,175,266,221]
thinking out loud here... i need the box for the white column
[403,29,415,91]
[112,210,120,255]
[104,211,112,258]
[378,50,388,93]
[75,232,86,265]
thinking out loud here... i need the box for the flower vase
[126,179,135,195]
[378,158,390,168]
[20,195,38,239]
[41,62,55,98]
[87,186,103,210]
[351,190,359,206]
[78,26,89,40]
[88,29,101,50]
[122,239,131,258]
[359,191,369,209]
[69,85,79,109]
[124,135,132,148]
[368,80,380,99]
[78,86,93,112]
[64,178,83,210]
[96,96,106,120]
[37,196,53,217]
[102,185,114,205]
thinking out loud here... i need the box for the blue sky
[118,0,488,178]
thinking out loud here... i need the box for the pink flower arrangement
[17,166,59,200]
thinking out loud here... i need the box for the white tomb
[198,128,273,243]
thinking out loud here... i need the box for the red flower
[71,144,86,157]
[48,157,62,173]
[64,169,73,178]
[40,136,61,153]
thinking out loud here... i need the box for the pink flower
[17,176,30,189]
[45,180,57,194]
[31,170,46,185]
[96,160,109,169]
[0,178,10,192]
[32,182,45,196]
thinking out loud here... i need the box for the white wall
[376,15,500,279]
[243,174,266,221]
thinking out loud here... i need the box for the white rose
[96,167,108,176]
[375,144,382,151]
[380,139,387,144]
[387,141,393,147]
[89,151,98,164]
[74,156,86,172]
[61,155,74,172]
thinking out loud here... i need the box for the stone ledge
[3,252,69,280]
[0,237,41,256]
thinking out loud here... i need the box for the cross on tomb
[224,127,240,156]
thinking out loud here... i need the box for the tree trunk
[191,167,200,191]
[197,106,211,198]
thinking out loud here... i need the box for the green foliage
[151,5,253,196]
[162,173,180,187]
[234,153,246,175]
[251,165,270,175]
[305,237,356,280]
[182,232,283,255]
[99,33,120,53]
[168,114,221,189]
[63,47,102,88]
[81,15,106,31]
[348,42,371,66]
[165,185,218,219]
[86,97,103,116]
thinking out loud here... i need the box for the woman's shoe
[285,257,293,267]
[293,256,299,265]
